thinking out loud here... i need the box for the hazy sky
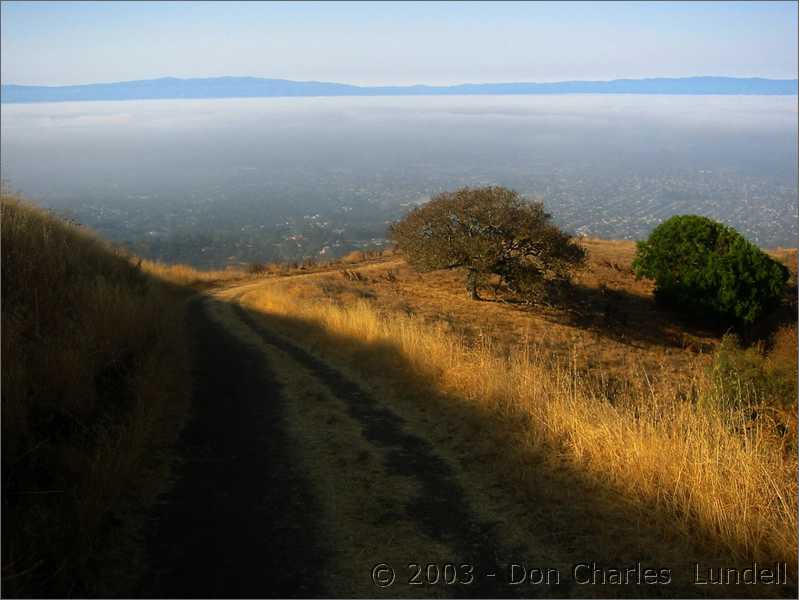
[1,1,797,86]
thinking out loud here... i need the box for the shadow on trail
[221,291,797,599]
[231,301,525,599]
[138,280,796,599]
[141,296,326,598]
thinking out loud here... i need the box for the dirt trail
[230,298,535,598]
[142,297,325,598]
[143,290,542,597]
[143,272,796,599]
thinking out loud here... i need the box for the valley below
[2,197,796,599]
[3,4,797,598]
[142,242,797,598]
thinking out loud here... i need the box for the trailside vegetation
[1,195,192,595]
[389,186,585,300]
[633,215,789,325]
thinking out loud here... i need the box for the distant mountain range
[2,76,797,103]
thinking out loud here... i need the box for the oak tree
[389,186,585,300]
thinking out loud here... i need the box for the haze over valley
[3,2,798,598]
[2,94,796,266]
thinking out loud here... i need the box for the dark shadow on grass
[229,300,523,598]
[222,294,797,599]
[8,219,793,598]
[1,210,330,599]
[484,270,796,353]
[2,226,196,598]
[480,281,719,352]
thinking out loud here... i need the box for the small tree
[388,186,585,300]
[632,215,789,324]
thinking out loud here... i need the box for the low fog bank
[2,95,796,266]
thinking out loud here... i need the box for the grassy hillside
[2,193,795,595]
[1,196,203,595]
[235,243,797,568]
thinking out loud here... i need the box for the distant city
[2,95,796,267]
[37,164,797,268]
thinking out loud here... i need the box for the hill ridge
[3,75,797,103]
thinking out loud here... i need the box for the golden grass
[309,237,796,392]
[204,298,453,598]
[241,276,797,566]
[1,195,192,595]
[313,242,719,388]
[139,258,246,287]
[145,247,398,288]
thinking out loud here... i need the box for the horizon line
[3,74,798,89]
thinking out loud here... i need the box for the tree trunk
[466,269,480,300]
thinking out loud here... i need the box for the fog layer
[2,95,796,265]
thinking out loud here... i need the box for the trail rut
[142,297,326,598]
[229,295,548,598]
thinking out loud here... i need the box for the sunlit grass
[243,278,797,564]
[139,258,246,287]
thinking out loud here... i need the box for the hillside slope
[217,244,796,596]
[2,75,797,103]
[2,199,796,597]
[1,197,193,596]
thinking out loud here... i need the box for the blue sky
[1,1,797,86]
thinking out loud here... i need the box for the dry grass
[1,195,192,595]
[139,258,247,287]
[4,188,794,592]
[205,298,453,597]
[308,238,796,387]
[239,270,797,568]
[340,248,393,264]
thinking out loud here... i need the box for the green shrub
[633,215,789,324]
[707,331,797,412]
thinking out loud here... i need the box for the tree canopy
[632,215,789,325]
[389,186,585,300]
